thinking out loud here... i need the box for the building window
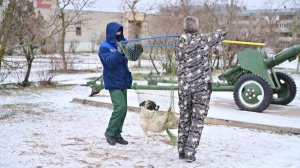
[278,23,291,29]
[284,41,289,46]
[279,32,293,37]
[279,41,290,46]
[76,26,81,36]
[272,15,279,21]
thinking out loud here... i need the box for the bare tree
[0,0,46,86]
[120,0,151,67]
[194,0,286,69]
[262,0,291,52]
[53,0,95,70]
[121,0,140,39]
[13,2,46,86]
[152,0,199,74]
[0,0,57,71]
[196,0,244,69]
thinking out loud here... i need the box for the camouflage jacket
[175,30,227,91]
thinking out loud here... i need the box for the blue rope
[142,43,177,48]
[120,35,180,48]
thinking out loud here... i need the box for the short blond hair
[183,16,199,33]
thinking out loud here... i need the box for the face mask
[116,34,123,41]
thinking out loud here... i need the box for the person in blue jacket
[99,22,132,145]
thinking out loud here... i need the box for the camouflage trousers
[177,87,211,158]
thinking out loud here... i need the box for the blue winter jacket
[98,22,132,90]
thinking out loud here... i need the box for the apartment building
[1,0,299,53]
[33,0,153,53]
[239,7,300,47]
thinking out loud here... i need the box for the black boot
[115,136,128,145]
[105,133,116,145]
[179,153,185,159]
[185,155,196,163]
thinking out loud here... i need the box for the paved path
[73,89,300,134]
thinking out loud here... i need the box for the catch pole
[222,40,265,46]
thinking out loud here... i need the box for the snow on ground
[1,54,300,167]
[1,82,300,168]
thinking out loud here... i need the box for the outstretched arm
[205,29,227,47]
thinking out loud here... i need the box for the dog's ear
[139,101,145,107]
[156,105,160,111]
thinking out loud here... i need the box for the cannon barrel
[265,44,300,68]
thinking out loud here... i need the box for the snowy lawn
[0,85,300,168]
[1,54,300,167]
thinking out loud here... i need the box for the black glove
[217,29,227,38]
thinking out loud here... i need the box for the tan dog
[139,100,179,142]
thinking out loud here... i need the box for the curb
[72,98,300,135]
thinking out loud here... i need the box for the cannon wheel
[233,74,273,112]
[272,72,297,105]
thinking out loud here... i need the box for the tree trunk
[216,56,220,69]
[60,12,67,70]
[149,48,160,75]
[227,53,236,68]
[212,55,220,69]
[137,52,142,67]
[222,51,228,70]
[21,44,35,87]
[21,54,33,87]
[135,28,141,68]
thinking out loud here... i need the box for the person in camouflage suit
[175,16,227,162]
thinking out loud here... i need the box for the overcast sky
[90,0,293,12]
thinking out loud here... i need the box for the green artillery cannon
[216,44,299,112]
[82,45,299,112]
[80,75,104,97]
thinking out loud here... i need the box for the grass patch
[0,112,16,120]
[0,83,75,95]
[0,103,55,121]
[0,90,13,96]
[0,104,37,120]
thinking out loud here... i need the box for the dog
[139,100,178,142]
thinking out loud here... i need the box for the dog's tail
[166,129,177,145]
